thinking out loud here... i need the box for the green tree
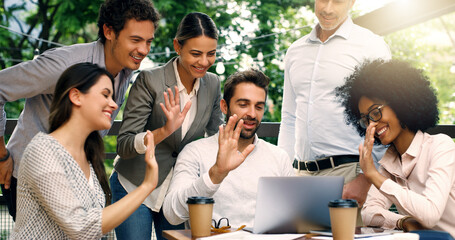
[2,0,455,146]
[150,0,314,122]
[384,12,455,124]
[0,0,102,69]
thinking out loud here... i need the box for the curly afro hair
[335,59,439,143]
[97,0,160,44]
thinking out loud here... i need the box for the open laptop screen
[251,176,344,234]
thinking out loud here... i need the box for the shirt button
[172,152,178,158]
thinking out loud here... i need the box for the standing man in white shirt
[278,0,391,208]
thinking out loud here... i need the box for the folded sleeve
[378,143,455,228]
[0,49,71,136]
[362,178,403,229]
[277,51,298,160]
[163,143,219,225]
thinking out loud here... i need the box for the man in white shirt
[164,69,294,228]
[278,0,391,208]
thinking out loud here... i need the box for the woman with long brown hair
[11,62,159,239]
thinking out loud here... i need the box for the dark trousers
[1,176,17,221]
[110,171,184,240]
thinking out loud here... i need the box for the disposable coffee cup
[187,196,215,237]
[328,199,358,240]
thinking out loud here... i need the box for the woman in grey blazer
[110,12,224,240]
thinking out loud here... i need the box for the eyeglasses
[212,217,230,229]
[211,217,246,233]
[359,105,385,129]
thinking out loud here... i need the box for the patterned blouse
[11,132,105,239]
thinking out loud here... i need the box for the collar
[252,134,258,145]
[379,131,424,178]
[404,130,424,158]
[308,16,353,43]
[95,40,106,68]
[173,58,200,96]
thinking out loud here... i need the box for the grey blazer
[115,58,223,187]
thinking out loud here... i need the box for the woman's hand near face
[359,122,386,189]
[359,122,377,174]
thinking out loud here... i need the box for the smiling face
[221,82,266,139]
[174,35,217,82]
[78,75,118,131]
[104,19,155,76]
[315,0,354,35]
[358,96,407,146]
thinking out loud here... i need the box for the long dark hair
[49,62,114,205]
[175,12,218,46]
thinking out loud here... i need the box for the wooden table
[162,229,220,240]
[162,230,312,240]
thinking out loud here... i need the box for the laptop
[247,176,344,234]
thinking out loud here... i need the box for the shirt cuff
[134,132,147,154]
[0,108,6,136]
[379,178,397,195]
[202,172,221,191]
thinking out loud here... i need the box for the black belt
[293,155,359,172]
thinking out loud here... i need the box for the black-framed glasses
[359,105,385,129]
[212,217,230,229]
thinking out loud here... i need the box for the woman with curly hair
[335,59,455,237]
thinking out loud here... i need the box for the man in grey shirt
[0,0,159,220]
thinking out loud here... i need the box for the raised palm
[143,130,158,189]
[215,115,255,175]
[160,86,191,134]
[359,122,377,174]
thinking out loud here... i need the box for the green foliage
[149,0,313,122]
[0,0,102,69]
[385,12,455,124]
[2,0,455,174]
[5,100,25,118]
[103,135,117,176]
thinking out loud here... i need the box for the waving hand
[209,114,255,184]
[160,86,192,134]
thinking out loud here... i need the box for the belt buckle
[304,160,320,173]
